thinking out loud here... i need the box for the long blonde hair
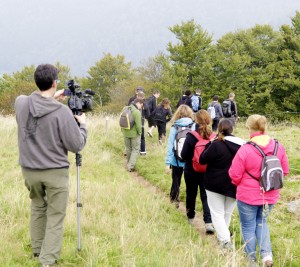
[195,110,212,139]
[171,104,193,123]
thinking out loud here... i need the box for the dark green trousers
[22,167,69,265]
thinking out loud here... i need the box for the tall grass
[0,114,299,266]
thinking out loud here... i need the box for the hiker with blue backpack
[229,114,289,267]
[190,88,202,113]
[207,95,223,131]
[153,98,172,144]
[181,110,215,234]
[165,104,195,208]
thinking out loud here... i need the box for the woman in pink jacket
[229,114,289,267]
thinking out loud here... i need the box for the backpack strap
[245,141,265,181]
[273,139,279,155]
[247,141,266,158]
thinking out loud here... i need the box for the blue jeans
[237,200,274,261]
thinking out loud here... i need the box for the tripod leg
[76,153,82,251]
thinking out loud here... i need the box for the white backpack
[207,104,216,119]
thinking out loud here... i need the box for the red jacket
[229,132,289,205]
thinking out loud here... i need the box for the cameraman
[15,64,87,266]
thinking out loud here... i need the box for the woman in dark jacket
[181,110,215,234]
[200,118,245,250]
[154,98,172,144]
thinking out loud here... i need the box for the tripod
[75,153,82,251]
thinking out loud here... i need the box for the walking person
[200,118,245,251]
[229,114,289,267]
[190,88,202,113]
[146,89,160,137]
[222,92,238,127]
[15,64,88,266]
[181,110,215,233]
[176,89,193,109]
[207,95,223,131]
[128,87,150,155]
[122,98,144,172]
[165,104,195,208]
[153,98,172,144]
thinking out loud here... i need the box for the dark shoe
[128,168,135,172]
[33,253,40,260]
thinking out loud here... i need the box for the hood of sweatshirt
[249,132,274,156]
[174,117,194,127]
[29,91,62,118]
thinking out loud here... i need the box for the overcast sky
[0,0,299,76]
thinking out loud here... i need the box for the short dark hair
[185,90,191,96]
[34,64,59,91]
[212,95,219,101]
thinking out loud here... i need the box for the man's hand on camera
[54,89,67,101]
[74,113,86,125]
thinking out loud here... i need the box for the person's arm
[133,109,142,135]
[279,143,289,176]
[231,101,236,116]
[143,103,151,120]
[198,96,202,110]
[166,126,175,166]
[166,109,172,122]
[228,147,247,186]
[59,108,87,153]
[199,141,216,164]
[218,104,223,117]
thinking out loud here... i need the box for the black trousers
[140,124,146,152]
[184,169,212,223]
[212,118,220,131]
[156,121,166,140]
[170,165,184,203]
[140,118,146,153]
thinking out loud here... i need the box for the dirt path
[129,170,209,237]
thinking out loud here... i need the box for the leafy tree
[85,53,133,106]
[166,20,214,102]
[0,65,36,114]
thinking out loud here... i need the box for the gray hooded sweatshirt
[15,91,87,169]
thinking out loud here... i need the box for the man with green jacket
[122,98,144,171]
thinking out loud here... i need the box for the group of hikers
[13,63,290,267]
[121,86,289,267]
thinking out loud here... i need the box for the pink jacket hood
[229,132,289,205]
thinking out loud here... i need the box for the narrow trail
[129,170,211,238]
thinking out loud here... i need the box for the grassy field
[0,114,299,267]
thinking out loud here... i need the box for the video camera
[64,80,94,114]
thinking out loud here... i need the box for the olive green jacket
[121,104,142,138]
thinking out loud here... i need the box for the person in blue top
[165,104,195,208]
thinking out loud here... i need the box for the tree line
[1,12,299,121]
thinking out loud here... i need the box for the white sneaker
[205,223,215,234]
